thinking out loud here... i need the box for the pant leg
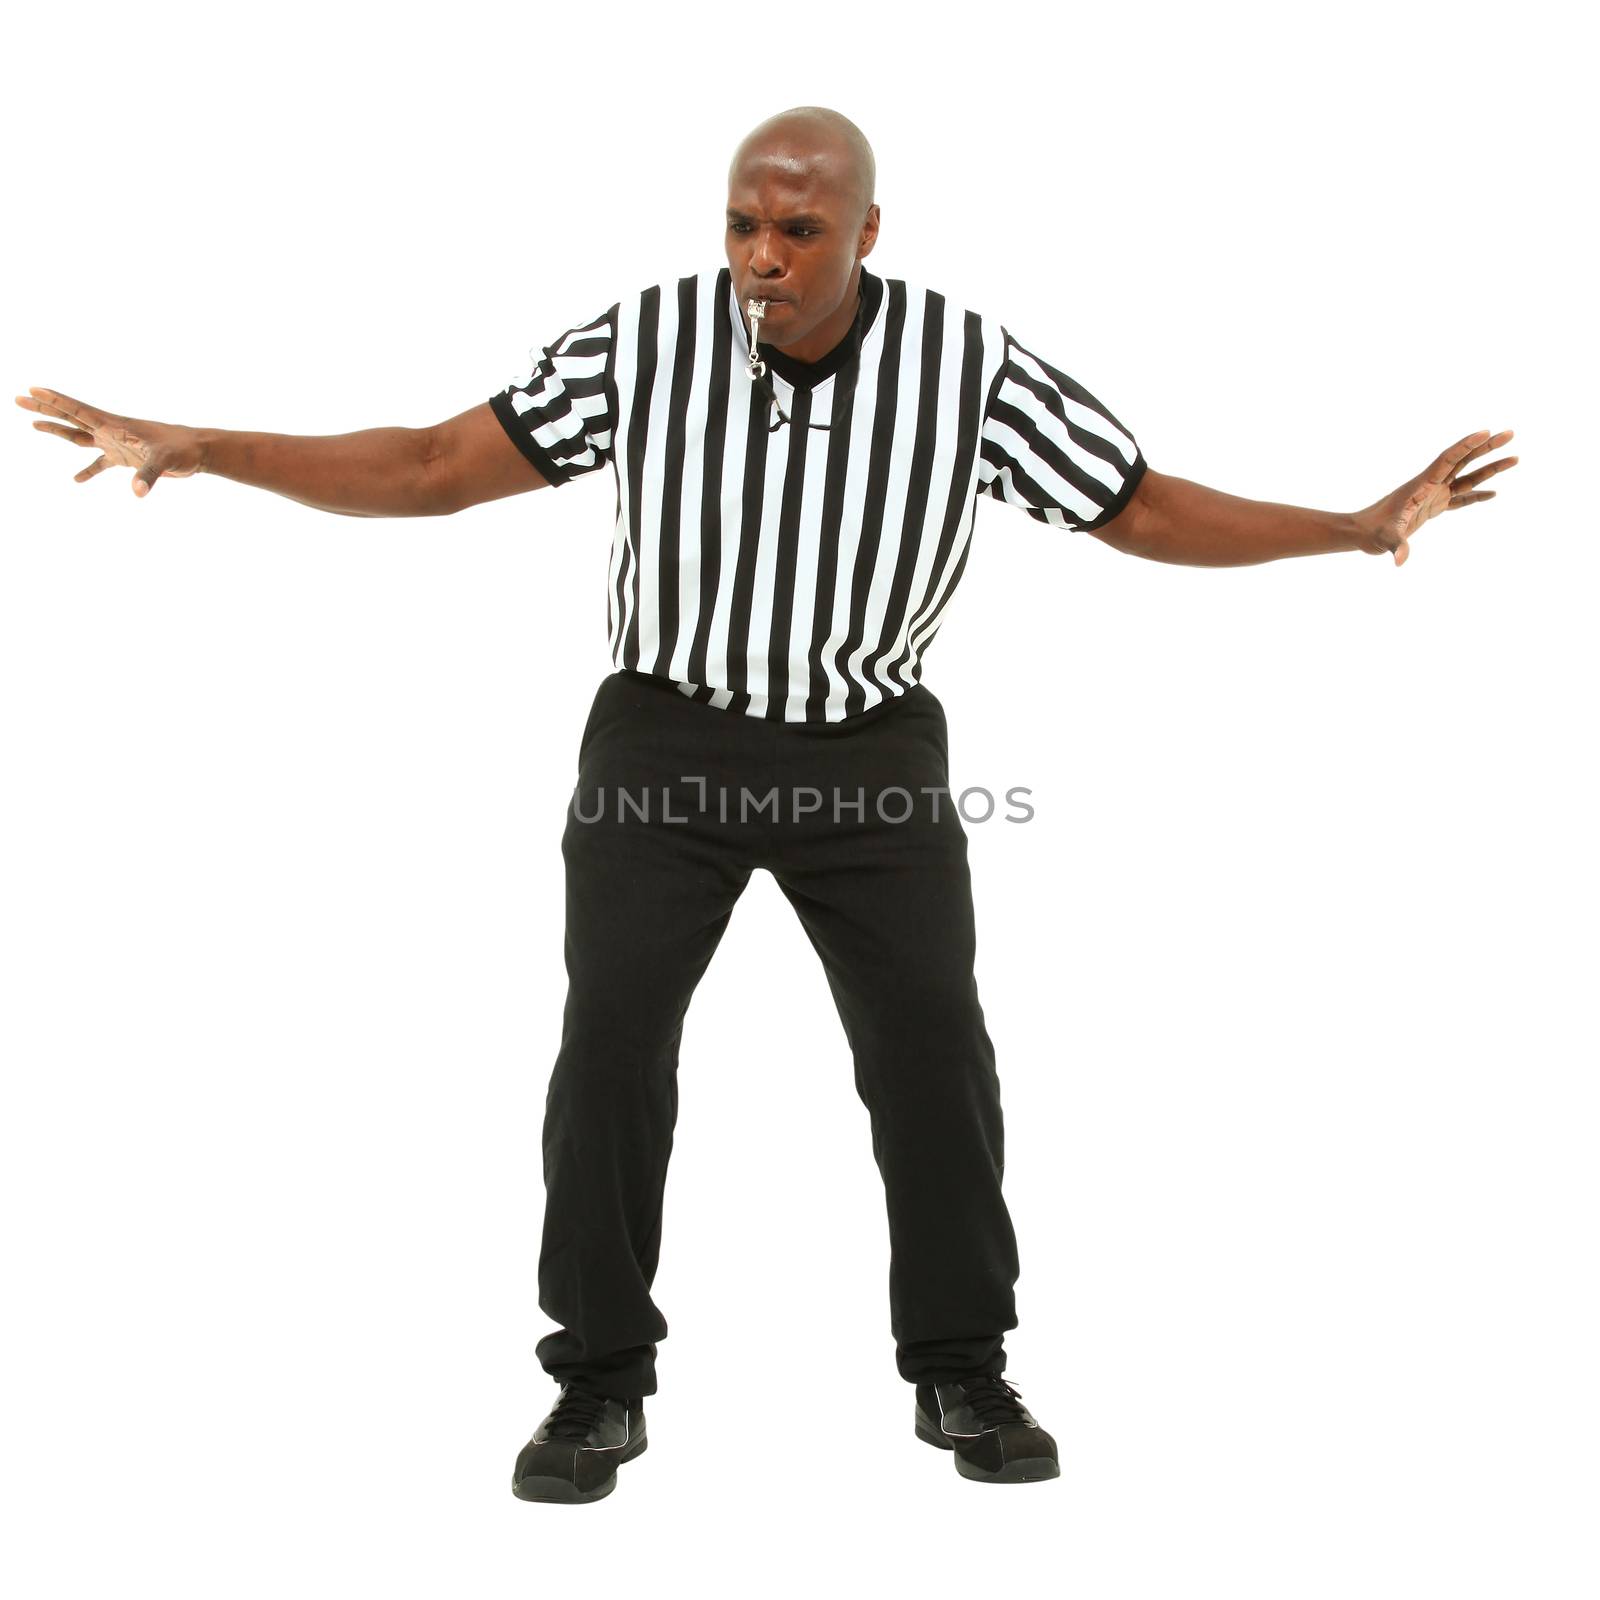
[534,679,754,1402]
[767,687,1020,1384]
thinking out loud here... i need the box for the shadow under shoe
[914,1374,1059,1483]
[513,1382,649,1504]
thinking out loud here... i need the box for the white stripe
[777,382,838,721]
[883,297,967,689]
[607,294,641,665]
[667,274,720,687]
[819,308,887,720]
[845,286,927,705]
[984,414,1107,523]
[702,334,754,702]
[1007,343,1138,465]
[632,287,680,673]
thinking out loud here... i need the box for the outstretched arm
[15,390,549,515]
[1094,429,1518,568]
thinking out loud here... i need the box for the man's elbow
[415,423,463,516]
[421,402,557,514]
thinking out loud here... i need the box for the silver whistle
[745,297,769,380]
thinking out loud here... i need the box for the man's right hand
[15,387,206,497]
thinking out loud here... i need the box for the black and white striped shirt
[489,264,1147,723]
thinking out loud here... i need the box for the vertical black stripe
[605,299,624,555]
[725,378,770,697]
[911,502,979,663]
[861,290,944,693]
[686,272,733,691]
[803,361,860,720]
[893,307,985,682]
[608,537,636,669]
[973,328,1015,502]
[600,302,621,457]
[619,286,660,672]
[831,280,906,718]
[650,276,698,677]
[765,384,812,716]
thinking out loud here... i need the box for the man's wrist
[1344,509,1381,556]
[193,427,221,475]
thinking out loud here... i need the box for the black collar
[746,267,883,390]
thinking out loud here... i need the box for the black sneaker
[914,1374,1060,1483]
[511,1382,648,1503]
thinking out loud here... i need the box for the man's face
[724,145,877,348]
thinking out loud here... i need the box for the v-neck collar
[726,266,885,390]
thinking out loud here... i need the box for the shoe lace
[545,1382,611,1441]
[958,1374,1029,1427]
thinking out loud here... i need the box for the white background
[3,0,1594,1594]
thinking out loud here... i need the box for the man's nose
[750,226,787,277]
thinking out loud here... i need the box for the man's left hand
[1352,429,1519,566]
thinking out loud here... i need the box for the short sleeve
[977,331,1147,531]
[488,307,618,487]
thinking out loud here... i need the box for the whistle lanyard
[745,298,835,434]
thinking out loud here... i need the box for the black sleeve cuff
[488,390,575,487]
[1084,449,1148,531]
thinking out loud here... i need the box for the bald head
[728,106,876,226]
[723,106,881,362]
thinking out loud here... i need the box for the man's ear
[858,203,880,259]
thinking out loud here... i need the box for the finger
[1448,490,1496,508]
[1427,430,1492,483]
[1394,537,1409,567]
[1454,456,1518,492]
[29,387,111,438]
[17,393,87,426]
[132,461,164,497]
[1450,428,1517,479]
[16,395,77,425]
[29,386,101,418]
[32,419,97,446]
[74,454,111,483]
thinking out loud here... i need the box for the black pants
[535,669,1020,1400]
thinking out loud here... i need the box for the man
[16,105,1517,1505]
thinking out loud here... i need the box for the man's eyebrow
[725,207,829,225]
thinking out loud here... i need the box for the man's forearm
[1131,471,1366,566]
[196,425,446,518]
